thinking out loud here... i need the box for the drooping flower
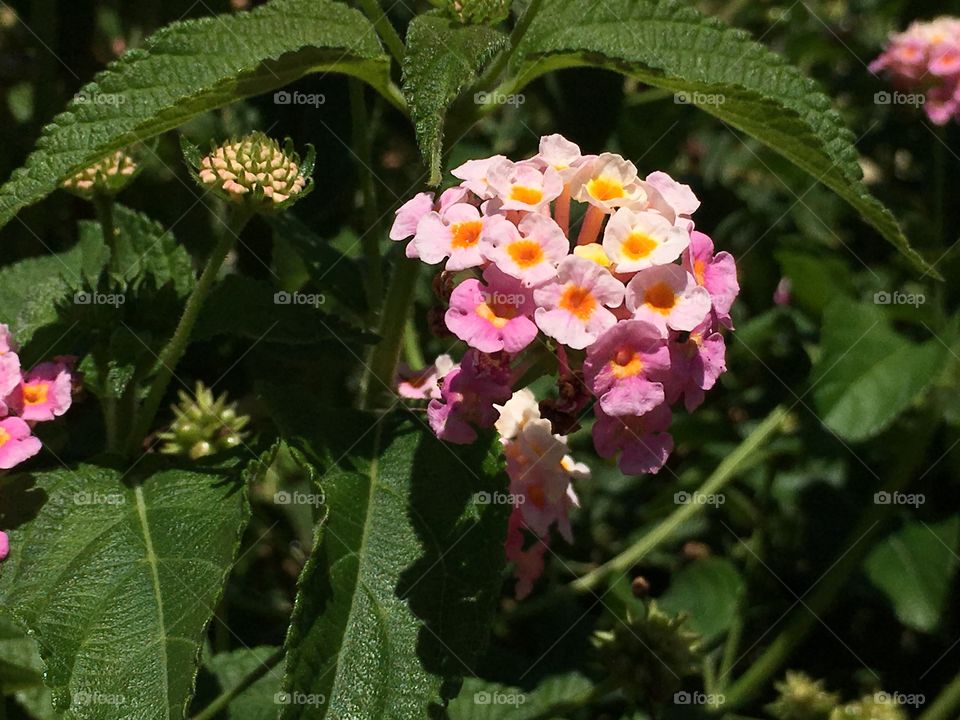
[504,509,549,600]
[534,256,625,350]
[414,203,512,271]
[396,354,455,400]
[0,416,42,470]
[451,155,507,199]
[488,159,563,213]
[445,265,538,353]
[12,360,73,422]
[602,208,690,273]
[663,319,726,412]
[642,171,700,230]
[583,320,670,417]
[625,264,711,334]
[593,404,674,476]
[682,230,739,328]
[484,212,569,286]
[427,350,512,444]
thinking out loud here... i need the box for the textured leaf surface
[511,0,931,274]
[272,408,509,720]
[206,647,284,720]
[658,557,744,640]
[811,301,947,441]
[403,14,508,184]
[449,673,594,719]
[0,459,252,719]
[0,0,388,230]
[865,518,959,633]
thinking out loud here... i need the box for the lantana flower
[593,404,674,476]
[390,187,470,258]
[0,416,42,470]
[451,155,507,199]
[534,256,625,349]
[572,153,647,212]
[414,203,513,271]
[603,208,690,273]
[427,350,512,443]
[485,213,569,286]
[664,319,727,412]
[642,171,700,230]
[625,264,711,334]
[395,355,455,400]
[583,320,670,417]
[13,360,74,422]
[683,230,739,328]
[445,265,538,353]
[487,159,563,213]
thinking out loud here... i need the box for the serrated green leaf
[0,0,391,230]
[0,458,254,720]
[206,647,285,720]
[811,300,948,441]
[865,518,959,633]
[403,14,508,185]
[509,0,934,275]
[0,615,45,693]
[273,411,509,720]
[449,673,594,719]
[658,557,744,641]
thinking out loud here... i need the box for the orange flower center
[587,177,625,202]
[622,232,657,260]
[527,484,547,508]
[507,240,545,268]
[611,347,644,379]
[558,285,597,320]
[450,220,483,249]
[644,282,677,314]
[0,428,10,447]
[475,301,515,329]
[509,185,544,205]
[23,383,49,406]
[693,259,706,285]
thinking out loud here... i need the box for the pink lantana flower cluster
[1,323,75,562]
[391,135,739,596]
[871,17,960,124]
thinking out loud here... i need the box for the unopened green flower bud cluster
[159,383,250,460]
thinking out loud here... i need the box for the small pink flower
[390,192,434,242]
[11,360,73,422]
[451,155,507,199]
[571,153,647,212]
[643,171,700,219]
[427,350,512,444]
[414,203,510,271]
[602,208,689,273]
[773,277,792,306]
[494,387,541,441]
[445,265,538,353]
[625,264,711,334]
[664,320,726,412]
[534,134,588,183]
[583,320,670,416]
[488,159,563,212]
[485,213,569,286]
[534,256,625,350]
[682,230,739,327]
[592,404,673,476]
[930,43,960,76]
[1,352,21,417]
[0,324,16,355]
[395,354,455,400]
[505,509,548,600]
[0,530,9,562]
[0,416,42,469]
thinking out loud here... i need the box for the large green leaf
[0,0,390,231]
[865,518,960,634]
[811,300,948,441]
[0,458,254,719]
[403,14,508,185]
[206,647,284,720]
[658,557,744,641]
[509,0,933,275]
[273,408,510,719]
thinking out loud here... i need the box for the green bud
[158,382,250,459]
[767,672,840,720]
[61,149,139,199]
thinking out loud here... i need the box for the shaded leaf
[658,557,744,641]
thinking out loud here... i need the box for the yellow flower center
[509,185,544,205]
[644,282,677,314]
[23,383,49,406]
[610,347,644,379]
[622,232,658,260]
[693,259,707,285]
[0,428,10,448]
[587,177,625,202]
[506,240,545,268]
[450,220,483,249]
[559,285,597,320]
[574,244,612,267]
[475,301,514,329]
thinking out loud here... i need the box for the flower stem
[125,206,254,456]
[93,191,120,283]
[356,0,405,66]
[349,79,383,323]
[475,0,544,94]
[571,405,789,594]
[190,647,284,720]
[919,670,960,720]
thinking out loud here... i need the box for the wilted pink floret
[664,319,727,412]
[414,203,512,271]
[0,416,42,470]
[504,509,548,600]
[625,264,711,335]
[445,265,538,353]
[13,361,73,422]
[427,350,511,444]
[395,354,454,400]
[484,213,569,286]
[593,404,674,476]
[534,256,625,350]
[683,230,739,328]
[583,320,669,417]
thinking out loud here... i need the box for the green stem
[360,259,420,410]
[919,671,960,720]
[93,192,120,282]
[356,0,405,66]
[476,0,544,93]
[719,414,939,710]
[571,406,789,594]
[350,79,383,322]
[403,317,425,368]
[125,206,254,455]
[190,647,285,720]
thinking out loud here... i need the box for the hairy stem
[126,206,254,455]
[190,647,285,720]
[93,191,120,282]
